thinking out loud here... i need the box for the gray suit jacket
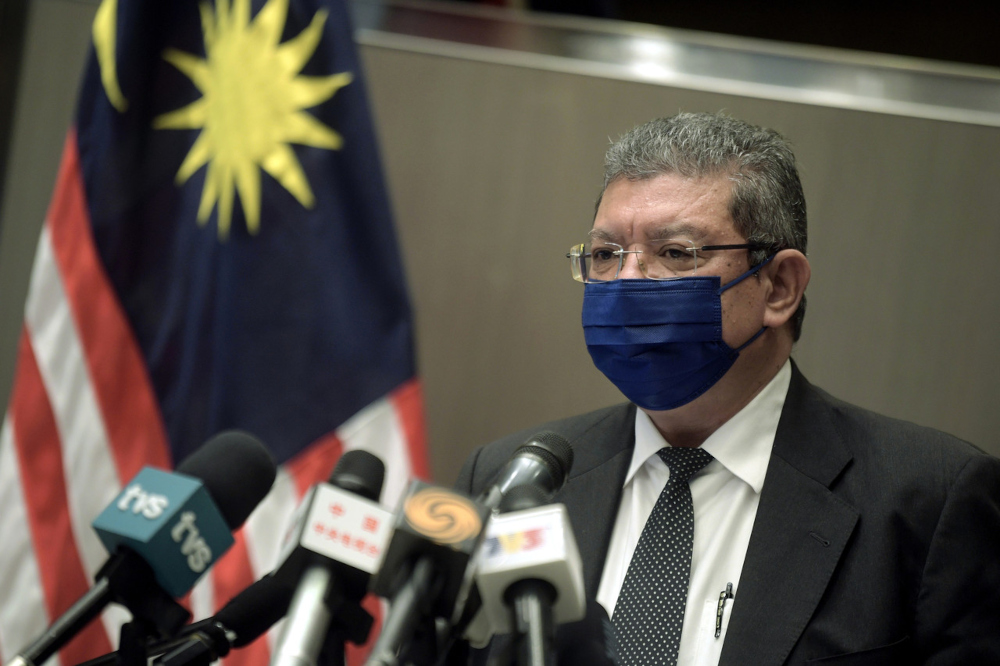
[454,363,1000,665]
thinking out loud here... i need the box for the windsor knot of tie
[657,447,714,484]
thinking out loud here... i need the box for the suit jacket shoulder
[779,367,985,477]
[724,363,1000,665]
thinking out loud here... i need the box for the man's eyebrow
[644,223,706,241]
[588,223,708,243]
[588,228,620,243]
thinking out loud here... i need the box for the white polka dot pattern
[611,447,713,666]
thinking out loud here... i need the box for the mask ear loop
[734,326,767,352]
[717,252,777,295]
[718,252,777,352]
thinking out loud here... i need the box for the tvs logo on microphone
[116,483,169,519]
[171,511,213,572]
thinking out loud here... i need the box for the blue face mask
[581,258,773,411]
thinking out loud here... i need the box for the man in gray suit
[456,112,1000,665]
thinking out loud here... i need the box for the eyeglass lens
[580,239,700,281]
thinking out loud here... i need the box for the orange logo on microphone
[404,489,482,545]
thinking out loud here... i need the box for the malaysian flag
[0,0,427,664]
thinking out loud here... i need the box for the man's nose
[618,250,646,279]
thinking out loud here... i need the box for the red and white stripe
[0,134,428,666]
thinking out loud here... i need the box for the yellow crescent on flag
[92,0,128,112]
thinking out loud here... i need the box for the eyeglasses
[567,238,770,283]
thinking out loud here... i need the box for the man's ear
[762,250,810,329]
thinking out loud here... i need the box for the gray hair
[598,112,808,341]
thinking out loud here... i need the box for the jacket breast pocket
[804,636,912,665]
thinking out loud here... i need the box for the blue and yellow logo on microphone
[483,528,547,557]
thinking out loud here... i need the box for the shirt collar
[627,360,792,493]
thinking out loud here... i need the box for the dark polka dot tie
[612,447,714,666]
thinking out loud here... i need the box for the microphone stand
[118,620,156,666]
[506,580,557,666]
[366,557,443,666]
[495,485,566,666]
[9,550,188,666]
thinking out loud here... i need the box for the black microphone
[268,449,389,666]
[113,572,296,666]
[366,482,491,666]
[215,571,297,649]
[456,433,575,651]
[154,450,390,666]
[8,431,276,666]
[75,561,298,666]
[554,600,621,666]
[478,486,585,666]
[476,432,574,510]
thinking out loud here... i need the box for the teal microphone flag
[92,466,234,598]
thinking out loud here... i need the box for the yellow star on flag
[154,0,352,238]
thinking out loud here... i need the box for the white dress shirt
[596,360,791,666]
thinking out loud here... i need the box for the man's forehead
[590,172,737,242]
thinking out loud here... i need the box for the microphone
[455,433,575,651]
[93,430,275,597]
[143,450,390,666]
[114,573,298,666]
[157,450,391,666]
[211,571,297,649]
[267,449,391,666]
[213,572,297,649]
[476,432,574,510]
[554,600,621,666]
[80,565,297,666]
[474,485,585,666]
[8,431,276,666]
[366,482,491,666]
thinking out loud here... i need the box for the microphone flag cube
[91,466,234,597]
[475,502,586,633]
[372,480,491,617]
[274,482,394,582]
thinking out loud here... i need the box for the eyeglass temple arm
[698,243,770,251]
[568,243,772,258]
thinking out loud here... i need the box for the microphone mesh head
[216,574,296,647]
[177,430,277,529]
[522,431,574,484]
[330,449,385,501]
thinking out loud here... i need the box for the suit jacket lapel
[554,402,636,597]
[720,364,858,666]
